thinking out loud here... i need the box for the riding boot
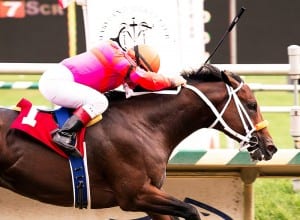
[52,106,94,158]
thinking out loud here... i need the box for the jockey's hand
[170,76,187,87]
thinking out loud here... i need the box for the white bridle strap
[183,83,260,144]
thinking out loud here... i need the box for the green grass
[255,178,300,220]
[1,74,300,219]
[0,75,52,107]
[247,75,297,149]
[0,89,51,107]
[264,112,294,148]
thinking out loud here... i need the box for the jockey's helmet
[127,45,160,73]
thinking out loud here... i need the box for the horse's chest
[152,171,166,189]
[159,171,167,188]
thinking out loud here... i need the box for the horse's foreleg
[128,184,201,220]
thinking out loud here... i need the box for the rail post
[288,45,300,148]
[241,168,259,220]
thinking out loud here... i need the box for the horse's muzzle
[248,143,277,161]
[245,135,277,161]
[264,144,278,160]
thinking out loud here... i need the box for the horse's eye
[247,102,257,111]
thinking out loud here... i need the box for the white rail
[215,64,290,75]
[0,63,295,113]
[0,63,290,75]
[0,63,56,75]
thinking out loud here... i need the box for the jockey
[39,40,186,157]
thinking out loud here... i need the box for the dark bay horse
[0,64,277,220]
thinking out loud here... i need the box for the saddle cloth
[10,98,86,159]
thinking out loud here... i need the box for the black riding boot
[52,115,83,157]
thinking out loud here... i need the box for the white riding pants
[39,64,109,118]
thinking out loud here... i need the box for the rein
[183,83,268,150]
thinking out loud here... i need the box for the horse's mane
[105,64,243,101]
[105,90,126,102]
[181,64,243,83]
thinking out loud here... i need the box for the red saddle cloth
[10,98,86,159]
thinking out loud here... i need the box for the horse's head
[182,64,277,161]
[219,69,277,161]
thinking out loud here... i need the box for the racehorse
[0,64,277,220]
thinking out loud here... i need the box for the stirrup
[52,131,82,158]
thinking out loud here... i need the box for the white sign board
[82,0,205,74]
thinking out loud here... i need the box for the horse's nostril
[267,145,277,154]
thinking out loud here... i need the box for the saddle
[10,98,86,159]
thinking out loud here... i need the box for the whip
[201,7,246,69]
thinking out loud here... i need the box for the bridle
[183,81,268,151]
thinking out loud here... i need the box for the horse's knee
[117,191,151,212]
[117,196,139,212]
[117,185,201,220]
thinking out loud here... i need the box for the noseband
[183,83,268,150]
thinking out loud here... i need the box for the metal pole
[67,2,77,56]
[227,0,238,148]
[76,0,89,49]
[229,0,237,64]
[241,168,258,220]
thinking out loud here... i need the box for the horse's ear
[221,71,231,86]
[221,70,240,88]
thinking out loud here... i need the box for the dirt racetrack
[0,177,243,220]
[0,188,146,220]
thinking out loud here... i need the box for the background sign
[1,0,299,64]
[84,0,205,74]
[0,0,26,18]
[0,0,85,63]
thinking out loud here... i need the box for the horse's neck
[141,88,216,153]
